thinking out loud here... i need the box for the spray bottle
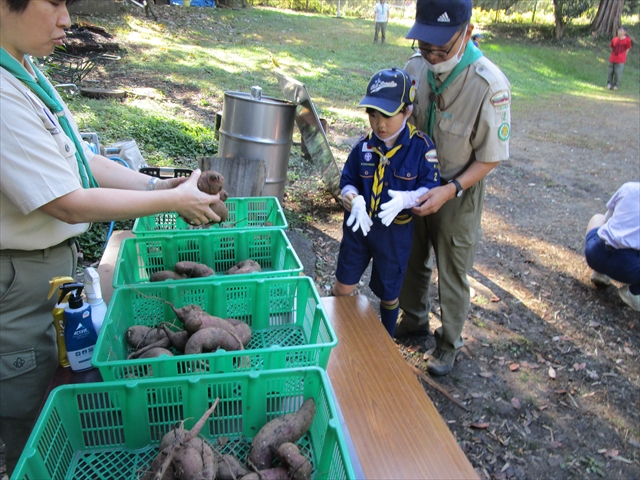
[84,267,108,335]
[47,276,75,367]
[59,283,98,372]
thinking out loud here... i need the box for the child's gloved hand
[379,190,406,226]
[346,195,373,236]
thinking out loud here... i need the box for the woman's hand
[173,169,221,225]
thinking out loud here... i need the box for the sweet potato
[128,336,171,359]
[184,327,243,354]
[211,199,229,223]
[172,304,242,338]
[150,270,188,282]
[226,259,262,275]
[161,324,190,353]
[146,400,219,480]
[174,261,215,278]
[252,467,289,480]
[197,170,225,195]
[137,347,174,359]
[171,444,203,480]
[276,443,312,480]
[248,398,316,470]
[226,318,252,347]
[126,325,168,349]
[216,454,249,480]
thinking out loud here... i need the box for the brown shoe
[427,347,457,376]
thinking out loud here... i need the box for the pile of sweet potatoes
[142,398,315,480]
[150,261,216,282]
[150,259,262,283]
[125,302,252,359]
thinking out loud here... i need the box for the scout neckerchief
[369,123,418,215]
[425,40,483,139]
[0,48,99,188]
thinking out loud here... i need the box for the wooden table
[324,295,478,479]
[51,230,477,479]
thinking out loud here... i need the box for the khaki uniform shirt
[404,54,511,180]
[0,63,93,250]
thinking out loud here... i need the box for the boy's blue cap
[406,0,472,46]
[358,68,415,117]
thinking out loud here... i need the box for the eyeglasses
[411,25,467,58]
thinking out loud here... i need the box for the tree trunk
[592,0,625,38]
[553,0,565,40]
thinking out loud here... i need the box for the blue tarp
[171,0,216,6]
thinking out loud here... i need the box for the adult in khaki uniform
[395,0,511,376]
[0,0,223,474]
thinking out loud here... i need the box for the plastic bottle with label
[48,277,75,367]
[61,283,98,372]
[84,267,108,335]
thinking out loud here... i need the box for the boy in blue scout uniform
[331,67,440,337]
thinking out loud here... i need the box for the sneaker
[591,271,612,287]
[618,286,640,311]
[427,347,457,376]
[607,84,612,89]
[394,325,430,338]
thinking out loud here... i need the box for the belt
[0,237,78,256]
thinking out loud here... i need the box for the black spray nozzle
[58,282,84,308]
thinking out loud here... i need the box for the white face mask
[373,106,414,146]
[424,35,466,74]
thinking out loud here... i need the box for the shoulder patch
[491,90,510,107]
[425,149,438,162]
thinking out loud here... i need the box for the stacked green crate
[13,368,356,479]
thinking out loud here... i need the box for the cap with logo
[358,68,416,117]
[406,0,472,46]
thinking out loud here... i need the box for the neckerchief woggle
[0,47,99,188]
[425,41,483,138]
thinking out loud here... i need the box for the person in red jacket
[607,26,632,90]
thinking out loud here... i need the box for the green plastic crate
[93,277,337,380]
[112,228,303,288]
[14,368,356,480]
[132,196,287,236]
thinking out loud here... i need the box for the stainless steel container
[218,88,296,201]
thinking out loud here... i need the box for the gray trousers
[374,21,387,44]
[607,62,625,88]
[398,179,485,351]
[0,240,77,476]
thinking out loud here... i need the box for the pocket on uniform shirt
[393,167,418,182]
[0,349,37,381]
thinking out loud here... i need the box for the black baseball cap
[358,68,416,117]
[406,0,473,46]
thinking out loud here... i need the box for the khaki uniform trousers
[0,240,77,476]
[399,179,485,351]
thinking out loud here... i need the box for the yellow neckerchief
[370,142,402,216]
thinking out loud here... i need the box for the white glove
[379,190,407,227]
[346,195,372,236]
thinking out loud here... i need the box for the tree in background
[591,0,625,38]
[552,0,590,39]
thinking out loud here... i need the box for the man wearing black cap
[395,0,511,376]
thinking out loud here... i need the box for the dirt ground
[286,94,640,480]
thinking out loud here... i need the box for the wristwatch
[448,178,464,198]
